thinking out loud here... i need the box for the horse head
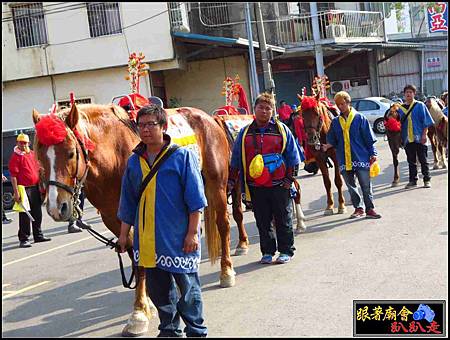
[299,92,328,150]
[32,104,93,222]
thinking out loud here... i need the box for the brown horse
[32,103,239,336]
[299,93,346,215]
[425,98,448,169]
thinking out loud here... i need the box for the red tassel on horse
[301,96,318,111]
[35,115,68,146]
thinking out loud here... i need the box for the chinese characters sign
[427,3,448,33]
[354,300,446,336]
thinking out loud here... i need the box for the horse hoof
[234,247,249,256]
[337,207,347,214]
[391,181,400,187]
[220,272,236,288]
[295,225,307,234]
[122,311,150,337]
[324,208,334,216]
[433,164,440,170]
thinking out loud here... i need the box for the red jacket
[9,149,40,186]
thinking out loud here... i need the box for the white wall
[2,67,149,131]
[2,2,174,81]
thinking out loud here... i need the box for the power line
[48,7,173,47]
[2,3,89,23]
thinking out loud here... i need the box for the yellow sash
[241,119,286,201]
[398,100,416,143]
[137,146,172,268]
[338,109,356,171]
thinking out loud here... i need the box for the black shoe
[2,217,13,224]
[34,236,51,243]
[404,181,418,189]
[19,240,32,248]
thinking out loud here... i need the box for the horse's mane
[59,104,139,136]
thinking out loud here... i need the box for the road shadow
[2,269,140,338]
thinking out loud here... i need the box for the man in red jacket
[9,133,51,248]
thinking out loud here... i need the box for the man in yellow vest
[322,91,381,219]
[397,84,434,189]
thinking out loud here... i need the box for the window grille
[57,98,92,109]
[199,2,230,26]
[12,3,48,48]
[87,2,122,38]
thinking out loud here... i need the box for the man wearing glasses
[117,105,208,337]
[9,133,51,248]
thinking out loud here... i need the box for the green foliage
[168,97,181,108]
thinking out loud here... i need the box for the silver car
[351,97,393,134]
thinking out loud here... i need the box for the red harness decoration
[35,115,68,146]
[35,114,95,151]
[384,117,401,132]
[301,96,318,111]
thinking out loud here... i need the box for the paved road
[2,136,448,337]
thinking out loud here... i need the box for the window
[199,2,230,26]
[87,2,122,38]
[12,3,48,48]
[357,100,380,111]
[57,98,92,109]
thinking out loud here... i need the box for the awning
[325,41,447,52]
[172,32,285,53]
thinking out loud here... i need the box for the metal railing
[11,3,48,48]
[274,10,385,46]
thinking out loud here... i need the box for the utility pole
[310,2,325,77]
[245,2,260,104]
[255,2,275,94]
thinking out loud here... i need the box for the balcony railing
[168,4,386,48]
[273,10,385,47]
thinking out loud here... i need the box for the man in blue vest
[228,93,300,265]
[397,84,434,189]
[117,104,208,337]
[322,91,381,219]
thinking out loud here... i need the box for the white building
[2,2,179,132]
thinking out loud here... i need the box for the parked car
[2,169,14,211]
[351,97,393,134]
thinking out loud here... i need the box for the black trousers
[404,142,431,183]
[18,185,44,242]
[249,185,295,257]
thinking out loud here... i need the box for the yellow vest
[338,109,356,171]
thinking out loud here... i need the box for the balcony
[168,3,385,50]
[273,10,385,48]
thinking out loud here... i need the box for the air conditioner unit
[330,80,352,94]
[326,24,347,38]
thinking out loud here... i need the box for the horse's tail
[203,186,222,265]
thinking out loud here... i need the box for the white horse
[426,98,448,169]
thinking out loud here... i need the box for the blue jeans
[341,168,375,212]
[146,267,207,337]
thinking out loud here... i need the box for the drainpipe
[245,2,260,103]
[420,49,424,95]
[255,2,275,93]
[43,44,56,103]
[310,3,324,76]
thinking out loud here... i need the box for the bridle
[303,108,324,151]
[46,123,90,221]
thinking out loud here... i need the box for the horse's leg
[387,132,400,186]
[293,179,306,234]
[317,157,334,215]
[428,129,440,169]
[215,184,236,287]
[204,179,235,288]
[99,213,156,337]
[330,152,346,214]
[232,182,249,256]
